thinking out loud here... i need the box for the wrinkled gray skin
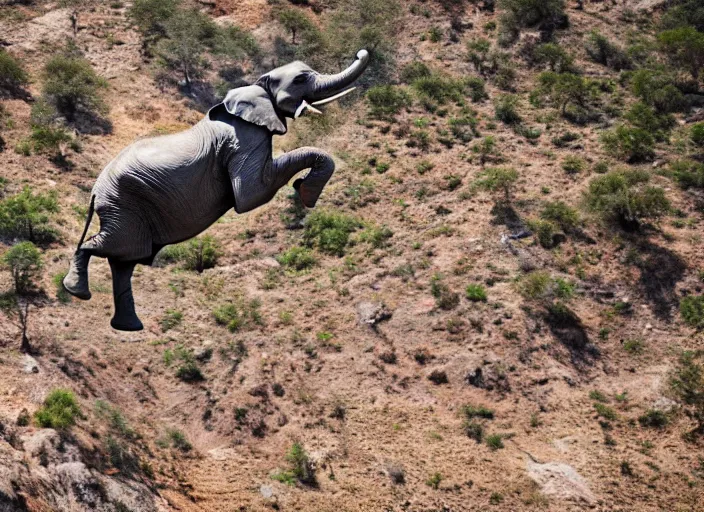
[63,50,370,331]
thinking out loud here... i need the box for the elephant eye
[293,74,308,85]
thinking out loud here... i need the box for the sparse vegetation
[668,351,704,435]
[158,235,220,272]
[680,295,704,329]
[466,284,488,302]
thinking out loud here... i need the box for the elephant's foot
[63,250,92,300]
[109,259,142,331]
[111,291,143,331]
[293,178,317,208]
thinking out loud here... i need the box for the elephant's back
[92,121,234,243]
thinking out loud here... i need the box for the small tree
[43,52,108,121]
[129,0,182,52]
[60,0,89,37]
[658,27,704,80]
[0,49,29,96]
[3,242,42,295]
[534,72,595,117]
[0,187,59,244]
[475,167,519,202]
[1,242,43,353]
[156,8,218,89]
[277,8,315,45]
[669,351,704,436]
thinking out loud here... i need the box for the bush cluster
[304,210,362,256]
[584,169,670,227]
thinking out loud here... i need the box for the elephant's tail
[76,195,95,250]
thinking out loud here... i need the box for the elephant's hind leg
[63,249,92,300]
[108,259,143,332]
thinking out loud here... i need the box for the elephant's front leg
[273,147,335,208]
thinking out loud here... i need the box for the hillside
[1,0,704,510]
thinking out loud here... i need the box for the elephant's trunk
[310,50,370,101]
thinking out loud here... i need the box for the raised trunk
[310,50,370,101]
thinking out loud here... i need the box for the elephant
[62,49,370,331]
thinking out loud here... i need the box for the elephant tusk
[295,101,323,118]
[310,87,357,106]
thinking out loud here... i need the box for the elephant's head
[216,50,370,135]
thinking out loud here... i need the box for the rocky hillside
[1,0,704,510]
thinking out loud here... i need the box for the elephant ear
[221,85,287,135]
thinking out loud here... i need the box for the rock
[651,396,678,414]
[260,484,274,498]
[527,461,596,506]
[356,301,392,327]
[22,355,38,374]
[465,359,511,394]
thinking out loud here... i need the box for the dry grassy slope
[1,0,704,511]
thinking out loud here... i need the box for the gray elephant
[63,50,370,331]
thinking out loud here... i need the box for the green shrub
[593,403,617,421]
[475,166,519,201]
[498,0,566,29]
[585,31,631,70]
[464,421,484,442]
[359,224,393,248]
[562,155,585,174]
[304,210,362,256]
[680,295,704,329]
[466,76,488,102]
[176,360,204,382]
[159,235,220,272]
[465,284,488,302]
[430,274,460,310]
[533,42,574,72]
[0,187,59,244]
[34,389,82,429]
[584,169,670,227]
[272,443,316,486]
[412,73,466,104]
[494,94,521,124]
[624,102,674,141]
[668,351,704,433]
[167,428,192,451]
[366,85,412,120]
[691,122,704,147]
[671,160,704,190]
[400,61,432,83]
[43,52,108,121]
[534,71,596,118]
[0,48,29,94]
[277,246,317,270]
[486,434,504,450]
[657,27,704,80]
[629,69,685,114]
[160,309,183,332]
[551,131,580,147]
[461,405,494,419]
[53,272,72,303]
[428,26,443,42]
[589,390,609,403]
[2,241,43,295]
[541,201,579,231]
[129,0,182,49]
[600,125,655,162]
[638,409,669,429]
[531,219,557,248]
[213,299,262,332]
